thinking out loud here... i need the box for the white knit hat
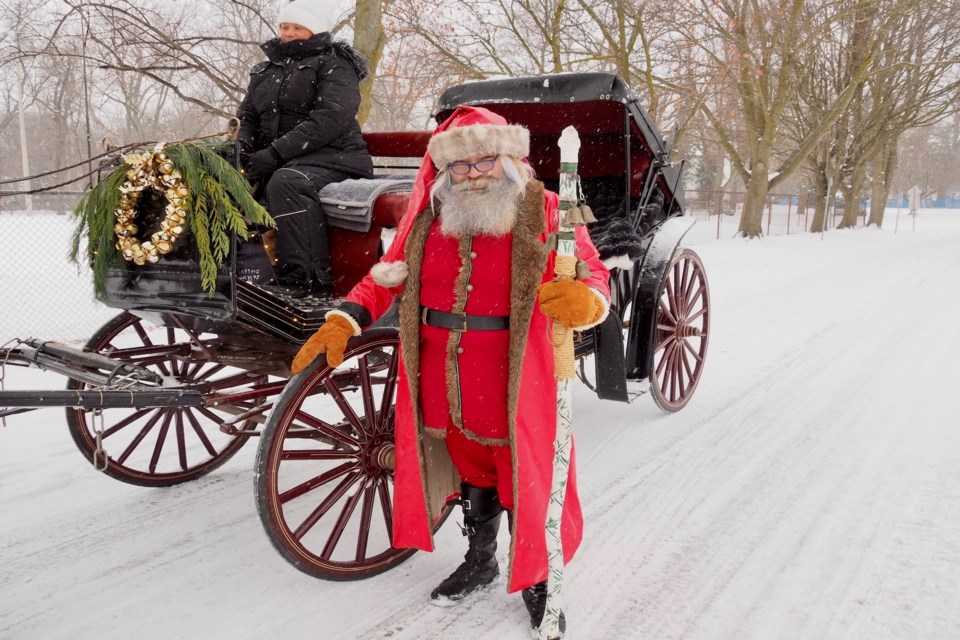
[277,0,339,35]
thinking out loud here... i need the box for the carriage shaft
[15,339,164,384]
[0,388,204,410]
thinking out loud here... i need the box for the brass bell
[579,204,597,223]
[544,232,559,251]
[575,259,592,280]
[563,206,585,226]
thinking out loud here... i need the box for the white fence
[0,209,117,343]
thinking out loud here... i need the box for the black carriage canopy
[432,72,684,211]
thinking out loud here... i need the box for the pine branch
[71,141,275,297]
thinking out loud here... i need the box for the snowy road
[2,213,959,640]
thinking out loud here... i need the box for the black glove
[244,146,283,183]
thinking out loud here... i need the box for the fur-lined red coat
[342,180,610,593]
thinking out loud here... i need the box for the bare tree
[679,0,902,237]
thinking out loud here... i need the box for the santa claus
[293,105,611,638]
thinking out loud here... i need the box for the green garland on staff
[70,141,274,296]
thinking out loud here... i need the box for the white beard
[437,176,520,238]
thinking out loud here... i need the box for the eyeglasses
[447,156,498,176]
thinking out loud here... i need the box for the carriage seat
[318,176,414,232]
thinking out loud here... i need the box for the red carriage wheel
[66,312,266,486]
[256,327,451,580]
[651,248,710,412]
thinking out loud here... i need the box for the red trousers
[444,423,515,510]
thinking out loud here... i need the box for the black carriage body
[433,73,696,400]
[435,72,686,216]
[100,249,326,359]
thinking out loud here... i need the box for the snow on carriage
[0,72,710,580]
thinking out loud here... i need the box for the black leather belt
[421,307,510,332]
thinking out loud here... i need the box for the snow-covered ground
[1,210,958,640]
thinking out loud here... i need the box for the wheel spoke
[658,297,678,327]
[680,260,695,315]
[358,357,377,435]
[281,448,358,461]
[669,346,683,401]
[99,407,152,439]
[320,477,366,560]
[655,338,679,375]
[148,411,174,473]
[289,470,360,539]
[322,376,365,437]
[176,411,188,470]
[377,476,395,541]
[377,350,399,434]
[279,461,357,505]
[355,480,378,562]
[192,363,226,382]
[184,407,219,457]
[117,409,165,464]
[681,337,705,363]
[686,303,707,324]
[295,409,360,447]
[663,277,676,317]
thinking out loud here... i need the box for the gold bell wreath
[113,144,189,266]
[71,140,273,296]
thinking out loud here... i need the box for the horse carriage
[0,72,710,580]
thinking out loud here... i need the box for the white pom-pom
[370,261,409,287]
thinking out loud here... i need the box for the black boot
[430,484,503,605]
[522,580,566,638]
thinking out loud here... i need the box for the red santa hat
[370,106,523,288]
[277,0,339,35]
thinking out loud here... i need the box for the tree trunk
[837,166,866,229]
[352,0,384,126]
[809,172,829,234]
[738,171,770,238]
[867,142,897,228]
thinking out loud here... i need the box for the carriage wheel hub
[677,324,701,338]
[374,443,396,471]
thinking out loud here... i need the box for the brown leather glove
[291,314,356,373]
[537,278,606,328]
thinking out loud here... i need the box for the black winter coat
[236,34,373,177]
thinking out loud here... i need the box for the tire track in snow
[567,235,960,639]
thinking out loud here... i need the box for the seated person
[236,0,373,297]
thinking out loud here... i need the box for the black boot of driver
[430,484,503,605]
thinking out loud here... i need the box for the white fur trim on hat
[277,0,339,35]
[428,124,530,168]
[370,261,409,287]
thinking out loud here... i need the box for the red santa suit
[339,106,610,593]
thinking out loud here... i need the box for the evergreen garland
[71,141,273,296]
